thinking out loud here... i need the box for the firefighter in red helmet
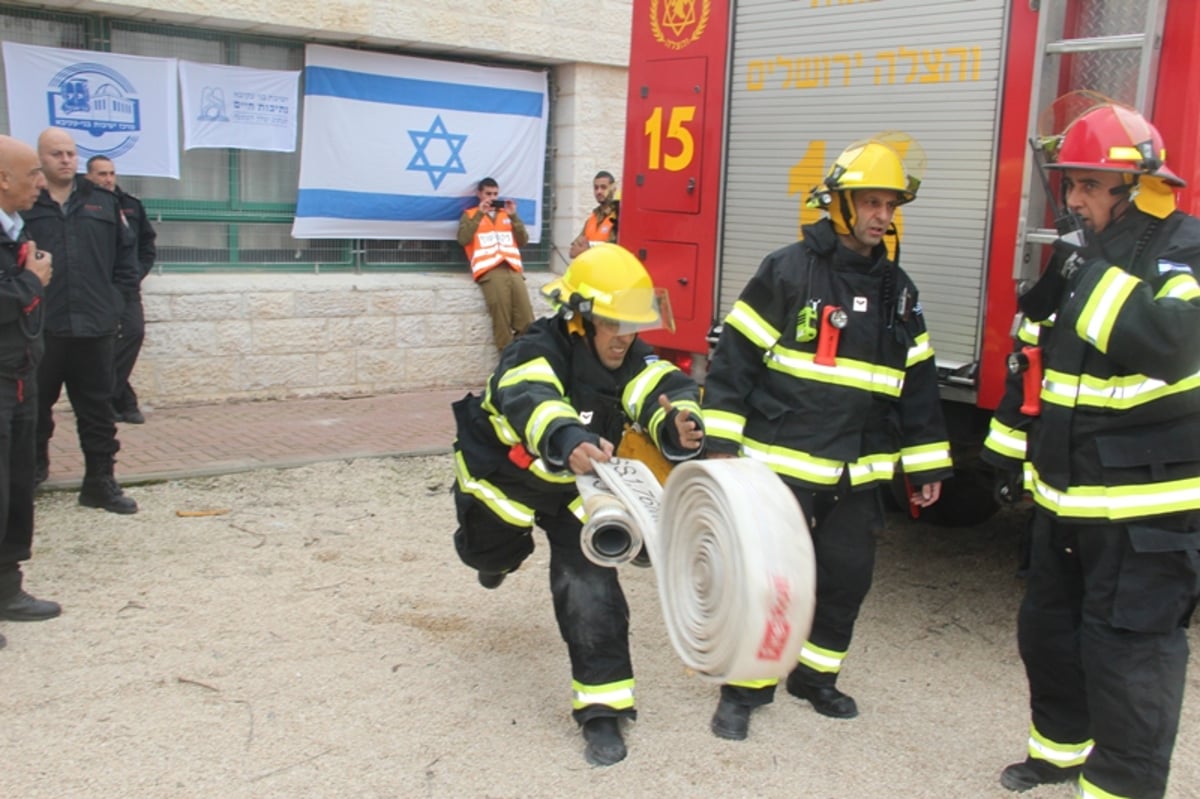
[984,93,1200,798]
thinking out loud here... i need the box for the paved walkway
[41,388,467,490]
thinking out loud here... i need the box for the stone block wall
[134,272,556,406]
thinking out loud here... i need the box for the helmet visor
[590,286,675,335]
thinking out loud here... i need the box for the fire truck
[619,0,1200,524]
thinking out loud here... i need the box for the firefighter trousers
[452,478,635,725]
[723,480,883,706]
[1018,510,1200,799]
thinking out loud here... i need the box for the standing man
[701,134,952,740]
[983,99,1200,798]
[84,155,156,425]
[457,177,534,351]
[0,135,61,648]
[568,170,619,258]
[26,128,138,514]
[451,244,704,766]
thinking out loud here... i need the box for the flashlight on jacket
[1007,345,1043,416]
[814,305,848,367]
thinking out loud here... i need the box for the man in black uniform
[85,155,156,425]
[27,128,139,514]
[451,243,704,767]
[984,97,1200,798]
[0,135,61,649]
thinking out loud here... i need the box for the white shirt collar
[0,208,22,241]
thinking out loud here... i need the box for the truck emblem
[649,0,711,51]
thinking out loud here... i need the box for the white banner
[1,42,179,179]
[292,44,548,241]
[179,61,299,152]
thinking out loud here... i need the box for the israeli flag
[293,44,548,242]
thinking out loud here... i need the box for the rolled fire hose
[578,457,817,684]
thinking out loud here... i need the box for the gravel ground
[3,454,1197,799]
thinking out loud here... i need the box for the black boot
[79,457,138,514]
[710,695,752,740]
[1000,759,1081,792]
[34,444,48,488]
[581,716,626,766]
[786,670,858,719]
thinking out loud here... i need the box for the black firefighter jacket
[24,177,138,338]
[702,218,953,493]
[453,315,704,518]
[0,227,45,378]
[115,185,157,283]
[983,206,1200,523]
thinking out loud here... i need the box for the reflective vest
[583,208,616,247]
[465,208,524,280]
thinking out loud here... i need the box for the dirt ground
[3,454,1198,799]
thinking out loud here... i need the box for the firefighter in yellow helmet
[450,243,704,766]
[701,133,952,740]
[983,94,1200,797]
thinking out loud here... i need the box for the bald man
[25,128,139,514]
[0,135,60,648]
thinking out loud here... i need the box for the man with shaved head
[25,128,139,514]
[0,135,59,648]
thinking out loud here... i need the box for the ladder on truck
[1015,0,1169,282]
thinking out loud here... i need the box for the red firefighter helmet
[1045,99,1185,188]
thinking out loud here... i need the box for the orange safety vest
[583,208,616,246]
[464,208,524,280]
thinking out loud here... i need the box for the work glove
[992,466,1024,506]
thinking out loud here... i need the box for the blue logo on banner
[407,115,466,189]
[46,61,141,159]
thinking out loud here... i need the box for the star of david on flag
[293,44,548,241]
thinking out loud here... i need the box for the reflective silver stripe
[1028,464,1200,520]
[1079,267,1137,353]
[984,418,1026,460]
[623,359,678,419]
[767,347,904,396]
[726,301,780,349]
[703,409,746,444]
[905,333,934,367]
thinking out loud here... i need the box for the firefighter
[701,134,953,740]
[983,97,1200,798]
[450,243,704,766]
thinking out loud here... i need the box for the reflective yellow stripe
[569,495,585,522]
[798,641,847,674]
[1155,272,1200,301]
[743,438,898,487]
[623,359,678,420]
[726,300,781,350]
[900,441,953,473]
[1040,368,1200,411]
[454,451,535,527]
[1078,775,1129,799]
[984,418,1026,460]
[703,409,746,446]
[650,399,701,445]
[905,332,934,367]
[727,678,779,689]
[528,458,575,484]
[1027,723,1093,768]
[1018,316,1046,345]
[1076,266,1138,354]
[766,346,905,397]
[572,678,636,710]
[845,454,897,486]
[1027,462,1200,520]
[525,399,579,451]
[496,356,565,393]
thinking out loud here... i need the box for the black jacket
[115,185,156,283]
[703,218,952,491]
[984,207,1200,522]
[0,226,45,376]
[24,177,138,337]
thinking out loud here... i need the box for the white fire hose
[577,457,816,684]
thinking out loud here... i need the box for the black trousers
[453,478,634,725]
[112,291,144,413]
[36,334,120,463]
[1018,511,1199,799]
[725,479,883,707]
[0,374,36,591]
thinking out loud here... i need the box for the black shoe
[581,717,626,766]
[79,476,139,514]
[477,571,506,589]
[109,404,124,423]
[1000,759,1081,792]
[121,408,145,424]
[786,675,859,719]
[0,589,62,621]
[710,696,752,740]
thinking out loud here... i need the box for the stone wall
[134,272,556,406]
